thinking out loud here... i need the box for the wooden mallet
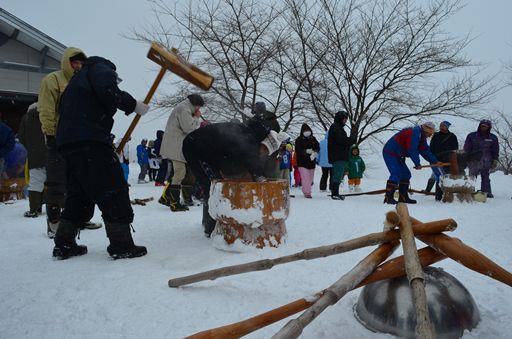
[116,42,214,154]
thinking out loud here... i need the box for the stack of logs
[168,203,512,339]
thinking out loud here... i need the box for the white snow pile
[1,162,511,338]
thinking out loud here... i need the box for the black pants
[320,167,332,191]
[60,142,133,224]
[45,145,67,207]
[155,158,168,183]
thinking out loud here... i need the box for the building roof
[0,8,66,63]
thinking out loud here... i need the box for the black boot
[423,178,435,193]
[106,222,147,259]
[181,185,195,206]
[169,185,189,212]
[52,219,88,259]
[24,191,42,217]
[398,180,417,204]
[158,183,171,207]
[202,202,216,237]
[435,183,443,201]
[331,182,345,200]
[384,180,398,204]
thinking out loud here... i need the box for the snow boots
[158,183,171,206]
[202,202,216,237]
[24,190,43,218]
[398,180,416,204]
[435,182,444,201]
[106,222,147,259]
[168,185,189,212]
[52,219,88,260]
[423,178,436,193]
[331,182,345,200]
[181,184,195,207]
[384,180,398,204]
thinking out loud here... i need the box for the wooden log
[396,203,435,339]
[116,66,166,154]
[272,242,399,338]
[185,247,446,339]
[169,219,457,287]
[410,217,512,287]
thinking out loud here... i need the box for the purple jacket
[463,120,499,169]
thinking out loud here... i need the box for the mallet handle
[116,67,166,154]
[417,162,450,169]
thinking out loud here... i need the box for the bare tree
[285,0,495,143]
[490,111,512,175]
[132,0,290,123]
[132,0,495,142]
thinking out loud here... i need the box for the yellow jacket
[38,47,86,136]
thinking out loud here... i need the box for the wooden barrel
[209,179,290,248]
[0,177,26,202]
[440,174,475,203]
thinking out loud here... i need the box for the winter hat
[253,102,267,116]
[261,130,281,155]
[421,121,436,132]
[441,121,451,128]
[69,52,86,63]
[335,110,348,121]
[187,94,204,107]
[480,119,491,128]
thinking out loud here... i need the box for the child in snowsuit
[278,143,293,185]
[345,145,365,192]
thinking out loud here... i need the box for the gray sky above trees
[2,0,511,144]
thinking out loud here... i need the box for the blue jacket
[137,144,149,165]
[317,131,332,168]
[0,122,15,158]
[383,126,437,166]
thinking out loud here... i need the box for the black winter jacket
[429,131,459,163]
[295,123,320,169]
[328,120,354,163]
[17,104,46,169]
[183,122,265,179]
[56,56,136,147]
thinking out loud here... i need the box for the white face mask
[303,131,311,137]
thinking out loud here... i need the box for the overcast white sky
[2,0,511,144]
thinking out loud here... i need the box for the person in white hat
[382,122,443,204]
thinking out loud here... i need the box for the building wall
[0,38,60,94]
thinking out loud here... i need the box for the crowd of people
[0,46,502,261]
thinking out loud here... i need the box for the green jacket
[345,145,365,179]
[38,47,86,136]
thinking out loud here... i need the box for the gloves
[310,151,318,161]
[306,149,313,154]
[45,135,57,150]
[413,164,422,170]
[134,101,150,116]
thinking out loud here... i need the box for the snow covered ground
[1,162,511,338]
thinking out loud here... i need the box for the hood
[156,130,164,139]
[478,119,492,135]
[300,123,312,136]
[349,144,359,158]
[84,56,116,70]
[61,47,86,80]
